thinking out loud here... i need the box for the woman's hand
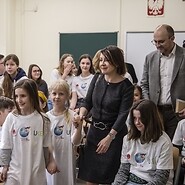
[96,135,113,154]
[62,63,73,78]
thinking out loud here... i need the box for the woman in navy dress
[78,45,134,185]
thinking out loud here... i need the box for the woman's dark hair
[128,99,163,143]
[2,54,19,98]
[100,45,126,75]
[13,79,42,115]
[28,64,43,83]
[76,54,95,76]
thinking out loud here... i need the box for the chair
[173,146,182,185]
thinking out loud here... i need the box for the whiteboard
[125,31,185,84]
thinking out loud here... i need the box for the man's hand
[178,108,185,118]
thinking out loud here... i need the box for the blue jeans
[47,99,53,110]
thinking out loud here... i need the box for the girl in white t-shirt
[172,119,185,184]
[0,79,51,185]
[50,53,75,90]
[46,79,84,185]
[49,54,75,110]
[70,54,95,112]
[113,99,173,185]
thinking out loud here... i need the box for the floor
[0,172,86,185]
[0,180,86,185]
[76,168,86,184]
[76,178,86,185]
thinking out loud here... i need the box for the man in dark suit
[125,62,138,84]
[140,24,185,140]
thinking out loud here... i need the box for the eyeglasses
[151,37,172,46]
[151,39,166,46]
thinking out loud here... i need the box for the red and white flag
[147,0,164,16]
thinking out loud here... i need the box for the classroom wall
[0,0,185,83]
[0,0,16,54]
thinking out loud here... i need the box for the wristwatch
[108,132,115,140]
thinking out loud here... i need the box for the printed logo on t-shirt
[81,83,87,90]
[135,153,146,163]
[19,126,30,140]
[76,83,88,91]
[54,125,64,138]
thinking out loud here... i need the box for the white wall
[0,0,185,83]
[16,0,121,83]
[0,0,16,54]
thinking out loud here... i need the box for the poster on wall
[147,0,164,16]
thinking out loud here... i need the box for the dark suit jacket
[126,63,138,84]
[140,44,185,109]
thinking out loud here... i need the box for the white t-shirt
[50,68,74,90]
[172,119,185,156]
[46,109,81,185]
[72,74,94,99]
[0,111,51,185]
[121,131,173,182]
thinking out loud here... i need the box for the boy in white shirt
[0,96,14,140]
[0,96,14,182]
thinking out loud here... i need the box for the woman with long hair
[2,54,27,98]
[70,54,95,112]
[28,64,49,98]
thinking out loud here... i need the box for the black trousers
[157,105,179,140]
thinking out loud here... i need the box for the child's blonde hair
[49,80,71,124]
[49,80,70,98]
